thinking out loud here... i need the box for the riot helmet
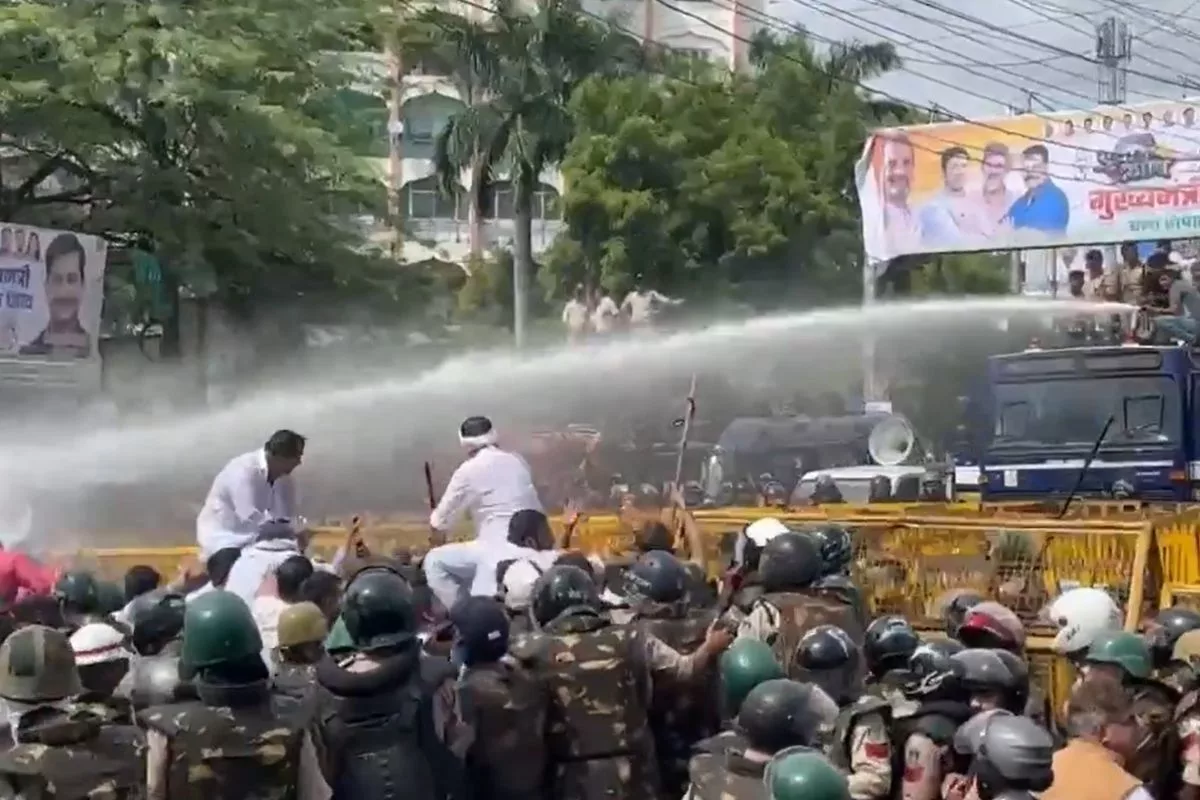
[737,517,789,570]
[809,475,844,505]
[938,588,984,640]
[623,550,687,604]
[967,713,1055,797]
[758,532,822,592]
[277,601,329,649]
[737,678,824,752]
[951,648,1026,713]
[721,638,786,717]
[765,751,851,800]
[1085,630,1153,681]
[1042,587,1122,659]
[806,524,853,577]
[957,601,1025,653]
[1147,606,1200,669]
[130,592,186,656]
[531,564,600,625]
[96,582,126,615]
[905,639,967,700]
[341,568,417,653]
[54,570,100,615]
[792,625,861,705]
[180,590,262,671]
[864,615,920,678]
[0,625,82,703]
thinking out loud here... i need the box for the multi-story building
[342,0,761,265]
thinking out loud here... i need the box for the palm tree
[414,0,644,346]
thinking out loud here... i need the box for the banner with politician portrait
[856,99,1200,263]
[0,223,106,360]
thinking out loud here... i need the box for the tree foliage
[0,0,405,339]
[542,30,964,306]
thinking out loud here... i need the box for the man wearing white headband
[425,415,543,610]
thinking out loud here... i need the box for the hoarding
[857,99,1200,263]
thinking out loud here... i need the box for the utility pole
[386,28,405,259]
[1096,17,1132,106]
[1180,74,1200,98]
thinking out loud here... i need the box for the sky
[764,0,1200,120]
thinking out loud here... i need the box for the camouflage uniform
[76,692,135,726]
[827,695,894,800]
[458,656,549,800]
[0,625,144,800]
[633,600,718,796]
[524,612,662,800]
[685,749,774,800]
[739,591,865,680]
[272,662,316,702]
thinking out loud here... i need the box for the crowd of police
[0,514,1196,800]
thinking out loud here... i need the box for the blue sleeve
[1051,186,1071,230]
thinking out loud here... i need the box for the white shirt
[429,446,542,545]
[621,290,674,324]
[562,300,589,334]
[196,449,297,557]
[470,545,559,597]
[224,538,302,606]
[591,296,619,333]
[253,594,291,667]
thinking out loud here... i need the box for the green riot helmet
[325,615,356,656]
[721,638,786,716]
[737,678,823,752]
[1085,630,1153,680]
[0,624,83,703]
[96,582,126,615]
[758,532,822,592]
[765,751,851,800]
[623,550,688,604]
[341,568,416,653]
[54,571,100,615]
[530,564,600,625]
[180,590,262,671]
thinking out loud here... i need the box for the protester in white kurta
[195,430,306,558]
[425,416,543,611]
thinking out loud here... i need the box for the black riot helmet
[54,571,100,615]
[806,524,853,577]
[341,568,417,653]
[810,475,844,504]
[759,532,823,592]
[793,625,861,705]
[130,592,187,656]
[623,550,687,604]
[940,589,985,640]
[531,564,600,625]
[1149,606,1200,669]
[905,639,967,700]
[951,648,1026,713]
[736,678,824,752]
[864,615,920,679]
[968,713,1055,796]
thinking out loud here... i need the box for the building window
[402,176,459,219]
[482,181,562,220]
[674,47,709,60]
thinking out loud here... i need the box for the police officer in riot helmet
[451,596,549,800]
[315,566,466,800]
[0,625,144,798]
[798,626,895,800]
[126,591,194,709]
[141,590,320,799]
[953,711,1055,800]
[766,751,852,800]
[272,601,328,703]
[722,518,788,615]
[810,474,844,505]
[808,524,866,630]
[895,640,975,800]
[524,563,733,800]
[940,589,985,641]
[624,551,718,797]
[54,570,103,633]
[685,678,828,800]
[952,649,1030,715]
[1147,605,1200,670]
[863,615,920,700]
[745,531,864,682]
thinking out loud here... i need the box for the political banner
[0,223,107,360]
[857,99,1200,263]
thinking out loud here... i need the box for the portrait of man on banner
[19,232,91,359]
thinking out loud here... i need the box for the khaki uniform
[1178,690,1200,789]
[827,697,892,800]
[900,733,944,800]
[737,591,864,681]
[1121,264,1146,306]
[684,748,773,800]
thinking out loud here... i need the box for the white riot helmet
[734,517,790,567]
[500,560,542,612]
[69,622,131,666]
[1043,587,1123,656]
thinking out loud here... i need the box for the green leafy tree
[410,0,646,346]
[0,0,400,352]
[544,30,910,307]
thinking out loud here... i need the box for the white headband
[459,429,498,448]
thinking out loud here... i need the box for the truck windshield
[991,375,1180,447]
